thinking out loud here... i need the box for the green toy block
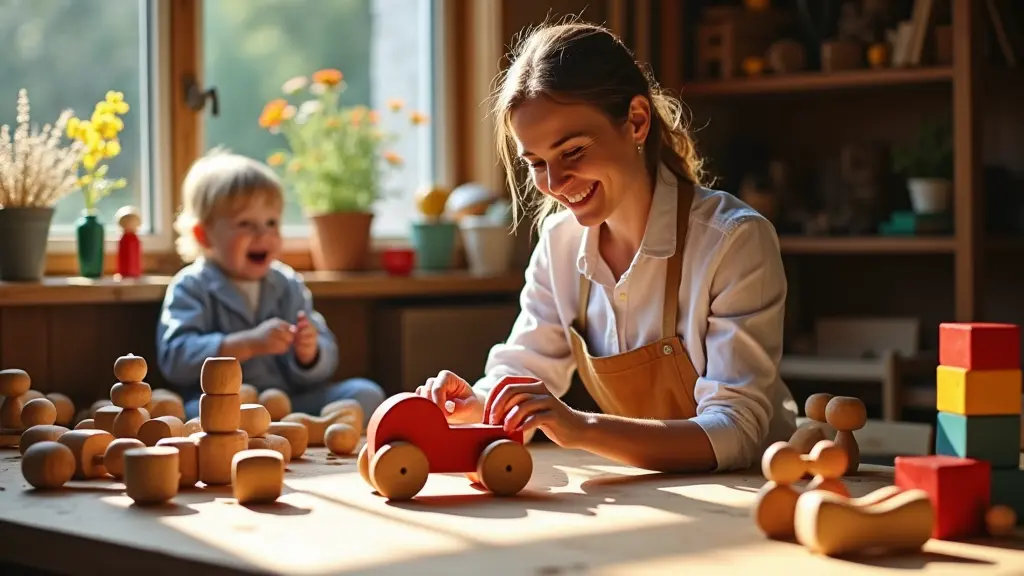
[991,468,1024,524]
[935,412,1021,469]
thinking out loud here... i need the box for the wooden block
[231,449,284,504]
[935,412,1021,469]
[137,416,185,447]
[991,468,1024,524]
[200,357,242,395]
[894,455,990,540]
[936,366,1022,416]
[156,436,200,488]
[199,393,241,432]
[123,446,179,506]
[940,322,1020,370]
[57,429,115,480]
[196,430,248,486]
[266,422,308,460]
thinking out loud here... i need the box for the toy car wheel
[370,441,429,500]
[357,443,372,487]
[476,439,532,496]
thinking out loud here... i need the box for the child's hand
[292,311,319,366]
[249,318,295,356]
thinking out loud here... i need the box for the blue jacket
[156,258,339,395]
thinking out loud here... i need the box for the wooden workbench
[0,444,1022,575]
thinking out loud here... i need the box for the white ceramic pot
[907,178,952,214]
[458,215,513,276]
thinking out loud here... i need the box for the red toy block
[894,455,991,540]
[939,322,1020,370]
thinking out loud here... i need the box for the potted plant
[411,184,456,271]
[259,69,427,271]
[0,89,86,282]
[892,119,953,214]
[66,91,130,278]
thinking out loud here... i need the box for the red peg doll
[116,206,142,279]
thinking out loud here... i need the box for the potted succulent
[410,184,456,271]
[0,89,86,282]
[259,69,428,271]
[892,119,953,214]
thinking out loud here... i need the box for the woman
[417,21,797,473]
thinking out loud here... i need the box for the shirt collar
[575,163,682,277]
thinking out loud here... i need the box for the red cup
[381,248,415,276]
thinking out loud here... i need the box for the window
[200,0,438,240]
[1,0,168,248]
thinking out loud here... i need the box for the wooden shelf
[682,66,953,97]
[779,236,957,254]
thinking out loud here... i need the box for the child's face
[198,196,283,280]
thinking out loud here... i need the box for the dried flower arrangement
[0,89,85,208]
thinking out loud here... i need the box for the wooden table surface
[0,444,1022,575]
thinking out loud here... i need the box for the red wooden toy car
[357,377,535,500]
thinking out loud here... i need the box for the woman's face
[510,95,650,228]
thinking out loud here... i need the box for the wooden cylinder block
[94,405,122,433]
[113,408,148,439]
[45,393,75,426]
[123,446,179,506]
[200,394,241,432]
[1,396,22,430]
[19,424,69,455]
[114,354,148,383]
[184,417,202,435]
[110,382,152,410]
[201,357,242,395]
[0,368,31,397]
[148,396,185,420]
[21,441,75,490]
[248,434,292,463]
[197,430,248,486]
[138,416,185,447]
[157,436,200,488]
[232,449,284,504]
[258,389,291,421]
[239,383,259,405]
[325,423,359,455]
[100,438,146,479]
[58,429,114,479]
[90,399,113,417]
[240,404,271,437]
[75,419,95,430]
[266,422,308,460]
[21,398,57,428]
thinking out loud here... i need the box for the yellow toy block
[936,366,1022,416]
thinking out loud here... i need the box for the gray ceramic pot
[0,207,55,281]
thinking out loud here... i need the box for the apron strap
[661,179,694,339]
[577,270,591,334]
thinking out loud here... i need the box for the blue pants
[184,377,386,426]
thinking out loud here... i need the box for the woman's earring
[637,143,644,154]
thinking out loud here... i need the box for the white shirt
[473,165,798,472]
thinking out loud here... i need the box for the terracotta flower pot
[308,211,374,271]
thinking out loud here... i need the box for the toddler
[156,149,386,424]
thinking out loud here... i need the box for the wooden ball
[762,441,804,485]
[45,393,75,426]
[987,505,1017,536]
[258,388,291,421]
[156,436,200,488]
[147,396,185,420]
[325,423,359,455]
[0,368,31,397]
[264,433,292,463]
[21,441,75,489]
[123,446,179,505]
[196,430,248,486]
[19,389,44,402]
[200,357,242,395]
[21,398,57,428]
[200,393,241,432]
[19,424,69,455]
[240,404,271,437]
[804,393,833,423]
[0,396,22,429]
[58,429,114,479]
[239,383,259,405]
[232,449,284,504]
[825,396,867,432]
[183,417,202,435]
[138,416,185,447]
[102,437,146,479]
[89,399,112,417]
[113,408,148,439]
[789,424,828,455]
[74,418,95,430]
[266,421,307,460]
[110,382,152,410]
[807,440,848,479]
[113,354,148,383]
[94,405,122,433]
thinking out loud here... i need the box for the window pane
[202,0,435,239]
[0,0,153,233]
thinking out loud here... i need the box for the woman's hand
[416,370,484,424]
[484,377,586,448]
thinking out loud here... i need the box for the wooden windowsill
[0,271,525,307]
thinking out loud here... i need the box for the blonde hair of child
[174,148,284,262]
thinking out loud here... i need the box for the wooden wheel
[369,441,429,500]
[476,439,532,496]
[357,444,372,487]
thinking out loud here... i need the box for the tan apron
[566,179,700,420]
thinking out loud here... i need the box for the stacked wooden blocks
[896,322,1023,539]
[195,357,248,486]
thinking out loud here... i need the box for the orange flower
[259,99,288,128]
[267,152,286,166]
[368,110,380,125]
[383,150,403,166]
[312,68,343,86]
[410,111,429,126]
[387,98,404,112]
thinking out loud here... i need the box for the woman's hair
[173,148,284,262]
[491,19,707,232]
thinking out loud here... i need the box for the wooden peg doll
[116,206,141,278]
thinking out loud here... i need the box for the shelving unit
[682,65,954,96]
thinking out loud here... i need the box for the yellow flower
[83,153,99,170]
[66,117,80,138]
[259,99,288,128]
[104,139,121,158]
[105,90,125,104]
[267,152,286,166]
